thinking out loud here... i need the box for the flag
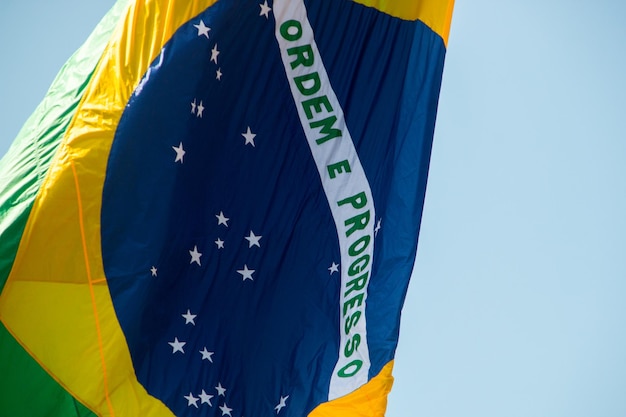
[0,0,454,416]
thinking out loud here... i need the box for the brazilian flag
[0,0,453,416]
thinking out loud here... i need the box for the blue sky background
[1,1,625,416]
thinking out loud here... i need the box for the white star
[172,142,185,163]
[211,43,220,64]
[215,382,227,397]
[374,218,382,237]
[237,265,255,281]
[215,237,225,249]
[245,230,262,248]
[219,403,233,416]
[185,392,199,408]
[199,389,214,406]
[191,98,197,114]
[196,100,204,118]
[150,266,157,276]
[328,262,339,274]
[168,337,186,354]
[182,309,197,325]
[216,68,223,80]
[275,395,289,414]
[194,20,211,38]
[216,211,229,227]
[200,347,214,362]
[259,0,272,18]
[242,126,257,147]
[189,245,202,265]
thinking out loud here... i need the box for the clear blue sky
[1,1,626,416]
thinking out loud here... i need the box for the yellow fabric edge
[308,361,395,417]
[351,0,455,46]
[0,1,218,416]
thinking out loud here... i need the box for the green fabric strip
[0,322,96,416]
[0,2,129,416]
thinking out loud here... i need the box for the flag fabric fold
[0,0,453,416]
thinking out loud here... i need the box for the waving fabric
[0,0,453,416]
